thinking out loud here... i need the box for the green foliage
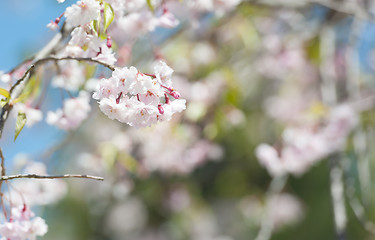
[0,88,10,102]
[103,2,115,33]
[14,112,26,141]
[146,0,154,12]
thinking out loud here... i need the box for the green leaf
[92,20,99,36]
[13,75,41,104]
[146,0,154,12]
[0,99,7,108]
[0,88,10,100]
[14,112,26,141]
[103,2,115,33]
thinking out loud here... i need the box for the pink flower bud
[158,104,164,114]
[170,91,180,99]
[116,92,122,104]
[107,36,112,48]
[164,93,170,104]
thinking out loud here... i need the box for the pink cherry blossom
[64,0,101,27]
[0,205,48,240]
[46,91,91,130]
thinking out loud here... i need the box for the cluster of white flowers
[0,205,48,240]
[256,105,358,177]
[46,91,91,130]
[93,61,186,128]
[64,0,101,27]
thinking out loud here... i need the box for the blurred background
[2,0,375,239]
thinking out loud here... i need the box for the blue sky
[0,0,75,70]
[0,0,76,164]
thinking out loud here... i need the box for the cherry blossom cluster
[46,91,91,130]
[0,205,47,240]
[0,0,247,239]
[93,61,186,128]
[256,104,358,177]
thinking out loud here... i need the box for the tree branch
[0,55,115,138]
[0,174,104,181]
[38,56,116,71]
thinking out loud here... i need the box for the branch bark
[0,174,104,181]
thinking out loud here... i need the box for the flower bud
[158,104,164,114]
[107,36,112,48]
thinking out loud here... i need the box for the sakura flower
[129,74,154,95]
[92,77,119,100]
[14,103,43,127]
[46,21,59,30]
[0,205,48,240]
[0,72,11,83]
[116,11,158,39]
[268,194,304,230]
[84,78,99,92]
[94,62,186,128]
[138,124,221,174]
[158,99,187,122]
[154,61,174,86]
[157,10,180,28]
[129,101,159,128]
[112,66,137,93]
[105,0,126,17]
[47,91,91,130]
[64,0,101,27]
[124,0,148,12]
[98,96,126,121]
[51,61,85,91]
[321,104,359,149]
[92,45,117,66]
[256,104,358,177]
[69,26,93,46]
[255,144,293,177]
[62,45,85,58]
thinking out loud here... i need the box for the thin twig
[0,174,104,181]
[0,56,115,138]
[43,57,115,71]
[0,148,7,219]
[9,56,115,95]
[0,148,5,177]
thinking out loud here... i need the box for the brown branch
[0,148,5,177]
[9,57,115,95]
[41,56,116,71]
[0,56,115,138]
[0,148,7,219]
[0,174,104,181]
